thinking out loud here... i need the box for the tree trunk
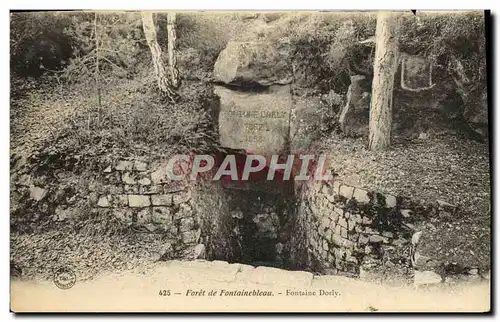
[94,13,101,110]
[167,13,179,88]
[141,12,177,102]
[368,11,400,150]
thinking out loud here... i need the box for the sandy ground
[10,260,490,313]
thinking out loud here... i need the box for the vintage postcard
[10,9,491,312]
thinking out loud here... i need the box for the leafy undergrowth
[10,74,220,281]
[319,131,490,271]
[11,228,171,282]
[322,133,490,215]
[418,213,490,274]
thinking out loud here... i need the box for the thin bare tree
[94,12,102,110]
[141,11,178,102]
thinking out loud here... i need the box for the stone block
[97,195,110,207]
[348,219,356,232]
[385,194,397,208]
[353,187,370,203]
[114,208,134,222]
[164,181,189,193]
[354,225,364,233]
[151,194,173,206]
[362,216,372,225]
[369,235,388,243]
[128,195,150,208]
[325,228,333,241]
[152,207,172,225]
[338,217,347,228]
[331,234,355,249]
[138,177,151,185]
[180,217,195,232]
[414,270,442,285]
[173,190,192,205]
[341,227,348,238]
[335,225,341,236]
[328,210,339,226]
[382,231,394,238]
[322,239,329,251]
[151,165,168,184]
[181,228,201,244]
[124,185,138,193]
[104,172,122,185]
[29,186,47,201]
[214,84,292,155]
[322,184,335,203]
[365,226,377,234]
[339,185,354,199]
[137,208,152,224]
[351,214,362,224]
[134,160,148,171]
[175,203,194,220]
[115,160,133,171]
[139,184,162,195]
[183,244,206,260]
[333,206,343,216]
[359,234,370,245]
[111,194,128,207]
[400,209,412,218]
[320,216,331,232]
[332,180,341,195]
[333,247,344,259]
[108,185,124,195]
[122,172,137,185]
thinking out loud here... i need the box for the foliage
[10,11,149,85]
[173,12,246,67]
[61,12,148,85]
[274,13,377,94]
[10,12,74,76]
[36,82,219,175]
[399,11,486,86]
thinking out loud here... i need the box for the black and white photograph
[9,9,491,312]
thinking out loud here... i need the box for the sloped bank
[288,178,490,284]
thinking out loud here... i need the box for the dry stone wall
[293,178,490,283]
[95,159,201,247]
[295,179,421,279]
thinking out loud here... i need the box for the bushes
[399,11,486,86]
[40,80,219,173]
[10,12,74,77]
[11,11,149,84]
[62,12,149,85]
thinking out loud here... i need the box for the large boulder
[290,95,329,153]
[338,75,371,137]
[464,88,489,139]
[214,41,293,86]
[214,84,292,155]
